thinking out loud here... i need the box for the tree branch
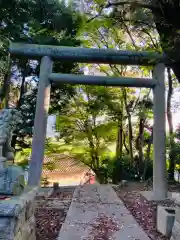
[87,1,159,24]
[105,1,159,11]
[97,29,109,48]
[121,20,137,49]
[141,28,159,49]
[131,89,141,114]
[86,5,104,23]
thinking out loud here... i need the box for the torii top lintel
[9,43,167,66]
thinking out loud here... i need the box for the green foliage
[15,148,31,162]
[43,162,56,171]
[55,85,118,169]
[15,148,31,169]
[93,153,153,184]
[14,89,37,150]
[0,1,83,151]
[16,159,29,170]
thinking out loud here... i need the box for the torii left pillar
[28,56,52,186]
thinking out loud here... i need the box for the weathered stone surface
[0,176,5,191]
[0,200,20,217]
[29,230,36,240]
[10,42,165,66]
[15,226,36,240]
[22,186,39,203]
[58,184,149,240]
[171,198,180,240]
[60,212,150,240]
[21,215,36,240]
[28,229,36,240]
[0,157,6,169]
[174,205,180,222]
[14,208,26,234]
[171,220,180,240]
[0,218,14,239]
[157,206,175,237]
[25,201,35,220]
[0,166,25,196]
[0,108,25,195]
[97,184,124,204]
[28,56,52,186]
[141,191,180,201]
[73,184,100,203]
[0,109,20,163]
[0,187,37,240]
[14,230,22,240]
[66,201,130,225]
[36,187,53,198]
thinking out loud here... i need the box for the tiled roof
[42,154,90,174]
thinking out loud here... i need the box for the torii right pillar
[153,63,168,200]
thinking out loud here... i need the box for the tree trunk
[139,118,145,163]
[123,89,133,166]
[152,1,180,82]
[116,117,123,160]
[11,61,27,150]
[0,57,11,108]
[86,125,99,170]
[127,114,133,165]
[142,130,153,181]
[167,67,175,180]
[123,130,129,154]
[138,118,145,175]
[17,69,26,109]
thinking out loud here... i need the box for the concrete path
[58,184,150,240]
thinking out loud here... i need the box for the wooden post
[28,56,52,186]
[153,63,167,200]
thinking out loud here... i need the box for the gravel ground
[114,187,175,240]
[35,188,75,240]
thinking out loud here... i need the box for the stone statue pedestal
[0,159,25,195]
[0,187,38,240]
[0,156,6,169]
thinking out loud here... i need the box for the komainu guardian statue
[0,109,25,195]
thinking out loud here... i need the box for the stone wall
[171,199,180,240]
[0,187,38,240]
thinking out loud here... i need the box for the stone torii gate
[9,43,167,200]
